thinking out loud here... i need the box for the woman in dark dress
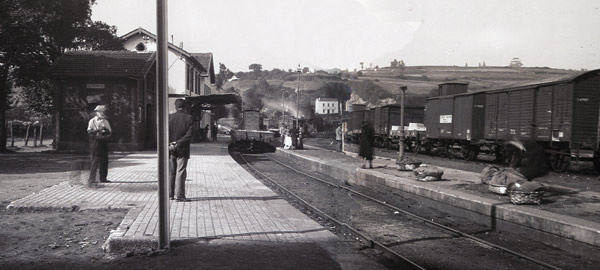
[359,121,375,168]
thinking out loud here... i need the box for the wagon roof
[50,50,156,79]
[428,68,600,99]
[483,68,600,93]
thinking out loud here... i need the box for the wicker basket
[488,184,508,195]
[509,191,543,205]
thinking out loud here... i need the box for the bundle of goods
[480,165,499,184]
[486,167,527,195]
[413,166,444,181]
[507,182,544,205]
[396,156,422,171]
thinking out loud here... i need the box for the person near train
[87,105,112,183]
[359,121,375,169]
[168,99,193,202]
[211,123,218,141]
[289,124,298,150]
[508,137,549,180]
[335,123,343,152]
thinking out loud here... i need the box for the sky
[91,0,600,72]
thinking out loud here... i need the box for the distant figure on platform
[335,124,343,152]
[359,121,375,169]
[508,137,549,180]
[211,124,218,141]
[87,105,112,183]
[169,99,193,202]
[290,124,298,150]
[298,124,306,149]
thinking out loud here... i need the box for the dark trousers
[169,155,188,199]
[89,139,109,182]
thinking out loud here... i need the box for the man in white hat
[87,105,112,183]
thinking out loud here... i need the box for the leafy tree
[249,63,262,73]
[0,0,124,151]
[302,67,309,74]
[215,63,234,90]
[391,59,398,68]
[399,60,405,70]
[322,82,352,113]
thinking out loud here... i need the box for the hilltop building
[315,98,339,115]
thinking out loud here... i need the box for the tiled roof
[50,50,156,78]
[191,53,215,83]
[191,53,212,71]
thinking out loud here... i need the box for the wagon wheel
[462,146,479,161]
[238,141,254,152]
[549,154,570,173]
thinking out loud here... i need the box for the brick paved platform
[6,141,337,254]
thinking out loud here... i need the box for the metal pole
[398,86,407,161]
[156,0,170,249]
[282,90,285,125]
[296,65,300,128]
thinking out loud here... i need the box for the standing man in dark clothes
[289,124,298,149]
[211,123,218,141]
[359,121,375,169]
[87,105,112,183]
[169,99,193,202]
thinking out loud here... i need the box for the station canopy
[169,93,239,109]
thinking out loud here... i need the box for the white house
[121,27,217,141]
[315,98,339,115]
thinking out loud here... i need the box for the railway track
[233,150,572,270]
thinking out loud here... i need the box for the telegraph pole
[397,86,407,161]
[296,64,301,128]
[281,90,285,126]
[156,0,170,249]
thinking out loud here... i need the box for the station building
[50,27,221,151]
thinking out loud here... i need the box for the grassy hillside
[218,66,579,127]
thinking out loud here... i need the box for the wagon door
[534,86,553,142]
[551,84,572,144]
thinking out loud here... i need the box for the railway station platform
[275,143,600,249]
[6,138,387,270]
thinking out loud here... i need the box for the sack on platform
[480,165,500,184]
[396,157,422,171]
[413,166,444,181]
[488,168,527,194]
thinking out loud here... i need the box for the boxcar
[424,92,487,160]
[378,104,425,150]
[424,69,600,172]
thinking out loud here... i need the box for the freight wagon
[345,104,425,151]
[373,104,425,150]
[230,110,275,152]
[423,70,600,172]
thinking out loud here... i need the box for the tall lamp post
[397,86,407,162]
[281,89,286,126]
[296,64,301,128]
[156,0,170,249]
